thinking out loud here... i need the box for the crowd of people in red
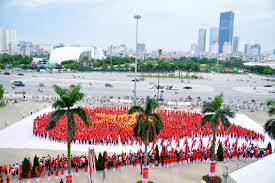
[33,106,265,145]
[0,140,271,182]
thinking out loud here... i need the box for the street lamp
[133,15,141,105]
[110,45,113,71]
[157,49,162,100]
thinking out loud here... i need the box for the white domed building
[49,46,105,64]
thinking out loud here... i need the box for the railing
[3,94,267,112]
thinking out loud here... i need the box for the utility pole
[133,15,141,105]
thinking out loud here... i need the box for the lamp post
[157,49,162,100]
[110,45,113,71]
[133,15,141,105]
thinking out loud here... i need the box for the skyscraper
[218,11,234,53]
[197,28,206,53]
[137,43,146,59]
[244,44,249,55]
[209,27,219,51]
[222,42,232,55]
[273,49,275,55]
[232,36,239,53]
[248,44,261,56]
[209,42,219,54]
[0,29,17,54]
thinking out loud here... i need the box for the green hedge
[202,175,222,183]
[137,181,154,183]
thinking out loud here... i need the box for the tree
[216,143,224,161]
[47,84,91,175]
[128,96,164,183]
[200,93,235,179]
[0,84,4,102]
[264,99,275,141]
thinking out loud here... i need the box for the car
[166,85,179,90]
[4,72,10,75]
[132,78,145,82]
[155,85,164,89]
[109,77,116,81]
[39,82,45,87]
[17,73,24,76]
[264,85,273,87]
[12,81,25,87]
[105,83,113,87]
[149,85,155,89]
[183,86,192,89]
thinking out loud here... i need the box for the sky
[0,0,275,52]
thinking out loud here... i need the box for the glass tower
[218,11,234,53]
[198,28,206,53]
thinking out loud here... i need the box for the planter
[202,175,222,183]
[66,174,72,183]
[209,161,216,179]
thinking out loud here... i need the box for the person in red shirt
[5,175,10,183]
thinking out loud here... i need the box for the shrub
[137,180,154,183]
[96,152,104,170]
[21,158,30,178]
[202,175,222,183]
[155,145,160,162]
[217,143,224,161]
[31,155,39,177]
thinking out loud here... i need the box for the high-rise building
[218,11,234,53]
[190,43,198,55]
[273,49,275,55]
[137,43,146,59]
[232,36,239,53]
[107,44,128,57]
[209,27,219,51]
[0,29,17,54]
[248,44,261,57]
[222,42,232,55]
[197,28,206,53]
[209,41,219,54]
[17,41,33,56]
[244,44,250,55]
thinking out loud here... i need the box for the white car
[149,85,155,89]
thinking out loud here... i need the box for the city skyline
[0,0,275,52]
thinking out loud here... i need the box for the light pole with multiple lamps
[133,15,141,105]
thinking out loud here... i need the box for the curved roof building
[49,47,95,64]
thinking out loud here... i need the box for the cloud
[2,0,274,51]
[7,0,104,8]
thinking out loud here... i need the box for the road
[0,71,274,103]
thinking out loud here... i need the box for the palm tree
[200,93,235,179]
[264,99,275,139]
[47,84,90,176]
[128,96,164,183]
